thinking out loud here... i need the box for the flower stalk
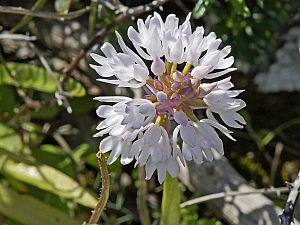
[160,173,180,225]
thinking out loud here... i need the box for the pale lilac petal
[157,164,167,184]
[129,138,143,158]
[180,124,196,148]
[182,142,193,161]
[138,145,152,166]
[151,56,166,76]
[144,125,161,146]
[166,158,180,178]
[174,110,188,126]
[156,91,168,104]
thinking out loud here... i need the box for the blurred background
[0,0,300,224]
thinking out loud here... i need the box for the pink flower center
[145,70,206,122]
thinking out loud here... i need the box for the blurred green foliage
[0,0,299,224]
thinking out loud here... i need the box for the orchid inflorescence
[90,12,246,183]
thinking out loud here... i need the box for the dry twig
[0,5,92,20]
[180,187,289,208]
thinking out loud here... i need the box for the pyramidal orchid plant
[90,12,246,184]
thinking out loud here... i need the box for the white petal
[96,105,114,117]
[180,124,196,148]
[138,145,152,166]
[157,164,167,184]
[144,125,161,146]
[90,53,111,64]
[100,42,117,58]
[151,56,166,76]
[129,139,143,158]
[93,96,131,103]
[145,159,157,180]
[169,39,184,63]
[191,65,213,80]
[166,157,180,178]
[182,142,193,161]
[107,141,123,164]
[90,64,115,77]
[99,136,114,153]
[174,110,188,126]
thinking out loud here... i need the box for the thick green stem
[160,173,180,225]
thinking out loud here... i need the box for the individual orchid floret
[90,33,148,88]
[203,77,246,128]
[91,12,246,184]
[94,96,156,139]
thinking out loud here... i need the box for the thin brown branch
[180,187,289,208]
[86,152,110,225]
[61,0,170,86]
[0,5,92,20]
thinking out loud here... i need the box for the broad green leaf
[0,184,81,225]
[55,0,72,13]
[0,158,98,208]
[0,62,86,97]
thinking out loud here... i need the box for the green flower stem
[160,173,180,225]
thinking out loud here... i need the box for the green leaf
[72,143,91,163]
[0,85,15,117]
[0,123,23,153]
[229,0,251,18]
[0,184,81,225]
[32,144,73,176]
[0,62,86,97]
[0,158,98,208]
[55,0,72,13]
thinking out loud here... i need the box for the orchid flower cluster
[90,12,246,184]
